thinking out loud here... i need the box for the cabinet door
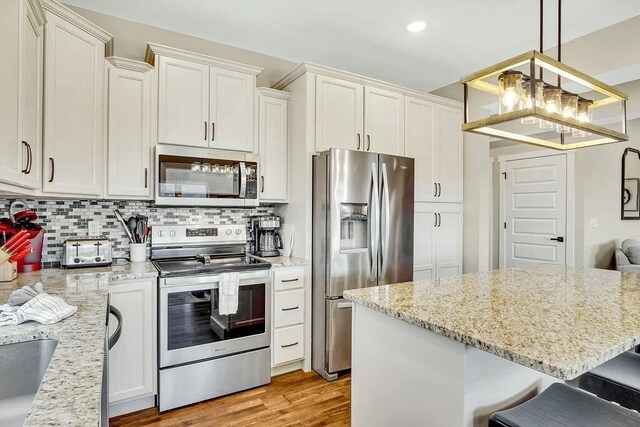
[42,13,104,195]
[157,56,209,147]
[435,206,463,277]
[210,67,255,152]
[414,203,436,281]
[20,0,43,190]
[258,93,288,201]
[404,97,436,202]
[107,64,152,198]
[109,279,156,404]
[435,106,463,203]
[315,75,364,152]
[364,86,404,155]
[0,0,24,187]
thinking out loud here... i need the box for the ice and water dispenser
[339,203,368,252]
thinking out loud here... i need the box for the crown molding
[42,0,114,55]
[273,62,463,109]
[27,0,46,26]
[257,87,291,101]
[106,56,154,73]
[145,43,263,76]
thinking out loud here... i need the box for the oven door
[155,145,258,207]
[159,270,271,368]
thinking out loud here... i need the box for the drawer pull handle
[282,306,299,311]
[281,342,299,348]
[281,278,299,283]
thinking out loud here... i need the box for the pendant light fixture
[461,0,628,150]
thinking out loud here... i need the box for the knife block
[0,262,17,282]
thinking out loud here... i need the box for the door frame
[498,149,575,268]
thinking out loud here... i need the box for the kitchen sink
[0,339,58,427]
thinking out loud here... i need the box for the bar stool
[489,383,640,427]
[578,350,640,412]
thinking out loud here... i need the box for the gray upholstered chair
[615,239,640,273]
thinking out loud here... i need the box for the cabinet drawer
[274,289,304,328]
[273,324,304,366]
[273,267,304,291]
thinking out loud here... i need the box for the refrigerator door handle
[380,162,390,275]
[370,162,380,278]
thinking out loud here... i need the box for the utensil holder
[0,262,18,282]
[130,243,147,263]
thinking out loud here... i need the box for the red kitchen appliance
[9,201,44,272]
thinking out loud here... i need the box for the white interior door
[364,86,404,155]
[503,154,567,268]
[315,75,363,152]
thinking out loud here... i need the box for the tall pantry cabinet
[41,0,113,196]
[0,0,45,191]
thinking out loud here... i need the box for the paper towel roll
[280,224,295,257]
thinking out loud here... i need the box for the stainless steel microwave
[155,145,259,207]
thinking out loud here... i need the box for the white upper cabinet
[42,0,112,196]
[106,58,154,199]
[363,86,404,155]
[210,68,255,152]
[435,106,463,203]
[257,88,290,203]
[404,96,463,203]
[0,0,45,190]
[315,75,364,152]
[157,56,209,148]
[148,44,262,153]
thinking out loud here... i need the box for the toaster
[62,236,113,268]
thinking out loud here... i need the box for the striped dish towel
[0,293,77,326]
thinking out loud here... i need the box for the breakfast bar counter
[344,265,640,426]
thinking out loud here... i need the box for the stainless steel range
[151,224,272,412]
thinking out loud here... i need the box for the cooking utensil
[136,221,145,244]
[114,209,134,243]
[0,231,30,265]
[9,247,32,263]
[127,217,138,243]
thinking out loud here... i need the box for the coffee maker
[250,215,282,257]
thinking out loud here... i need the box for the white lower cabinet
[271,266,305,370]
[108,278,156,417]
[414,203,462,280]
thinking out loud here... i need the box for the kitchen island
[344,265,640,427]
[0,262,157,426]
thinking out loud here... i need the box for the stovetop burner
[153,254,270,277]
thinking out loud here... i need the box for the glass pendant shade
[557,93,578,133]
[572,98,593,137]
[521,79,544,124]
[498,71,524,114]
[539,86,561,129]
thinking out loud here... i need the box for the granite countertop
[0,262,157,426]
[344,265,640,380]
[250,255,308,268]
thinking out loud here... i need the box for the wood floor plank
[110,371,351,427]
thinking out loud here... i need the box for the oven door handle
[239,161,247,198]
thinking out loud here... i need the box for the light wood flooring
[110,370,351,427]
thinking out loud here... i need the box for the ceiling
[63,0,640,92]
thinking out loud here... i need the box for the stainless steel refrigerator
[312,148,414,381]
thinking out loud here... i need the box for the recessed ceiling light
[406,20,427,33]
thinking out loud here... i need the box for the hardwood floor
[110,370,351,427]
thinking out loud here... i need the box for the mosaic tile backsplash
[0,199,274,268]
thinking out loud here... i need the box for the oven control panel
[152,225,246,247]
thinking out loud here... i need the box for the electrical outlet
[88,220,100,236]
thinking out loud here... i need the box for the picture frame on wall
[624,178,640,214]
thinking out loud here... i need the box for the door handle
[21,141,29,173]
[204,121,207,141]
[434,213,437,227]
[550,237,564,242]
[261,176,265,193]
[144,168,148,189]
[281,342,299,348]
[380,163,390,273]
[108,305,123,350]
[281,278,299,283]
[281,306,299,311]
[434,183,437,197]
[26,143,32,174]
[437,183,442,197]
[211,122,215,141]
[48,158,55,182]
[370,161,380,279]
[357,133,361,150]
[337,301,352,309]
[366,135,371,151]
